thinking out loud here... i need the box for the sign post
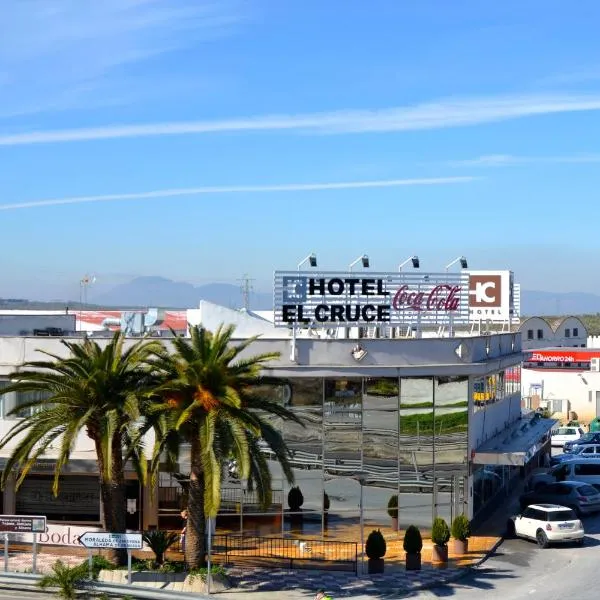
[0,516,47,575]
[79,532,142,586]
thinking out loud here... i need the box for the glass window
[522,507,536,518]
[565,329,571,338]
[527,329,534,340]
[577,485,598,496]
[537,329,544,339]
[574,328,579,337]
[548,509,576,522]
[574,463,600,476]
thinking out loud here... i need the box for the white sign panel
[273,271,470,328]
[467,270,516,322]
[79,532,142,549]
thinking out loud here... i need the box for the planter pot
[452,539,469,555]
[432,544,448,563]
[391,517,398,531]
[367,558,385,574]
[405,553,421,571]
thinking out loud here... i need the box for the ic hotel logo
[468,274,502,308]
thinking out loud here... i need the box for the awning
[472,415,557,466]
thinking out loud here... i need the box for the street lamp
[398,255,420,271]
[298,253,317,271]
[445,256,468,272]
[349,254,370,271]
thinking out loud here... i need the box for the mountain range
[82,276,600,316]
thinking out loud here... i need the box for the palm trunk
[185,436,207,568]
[95,435,128,566]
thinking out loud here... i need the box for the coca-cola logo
[392,285,461,312]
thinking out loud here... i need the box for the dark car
[550,443,600,466]
[564,432,600,453]
[519,481,600,516]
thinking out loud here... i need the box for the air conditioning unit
[591,358,600,372]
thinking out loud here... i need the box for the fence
[211,534,358,573]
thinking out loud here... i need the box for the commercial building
[0,267,554,544]
[522,347,600,424]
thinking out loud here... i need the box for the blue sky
[2,0,600,300]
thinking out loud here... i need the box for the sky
[2,0,600,301]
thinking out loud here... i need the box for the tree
[147,324,302,568]
[0,333,162,564]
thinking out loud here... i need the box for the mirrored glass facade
[212,376,470,540]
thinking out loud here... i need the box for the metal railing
[211,534,358,573]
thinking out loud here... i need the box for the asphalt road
[412,509,600,600]
[0,586,55,599]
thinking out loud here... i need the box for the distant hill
[93,276,273,310]
[521,290,600,316]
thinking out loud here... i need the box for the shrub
[387,494,398,519]
[451,515,471,541]
[79,555,116,579]
[288,486,304,511]
[38,560,90,600]
[431,517,450,547]
[403,525,423,555]
[365,529,387,560]
[188,564,228,583]
[143,530,180,566]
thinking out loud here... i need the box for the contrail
[0,176,477,211]
[1,93,600,145]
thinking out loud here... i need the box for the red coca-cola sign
[392,285,461,312]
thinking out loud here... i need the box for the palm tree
[0,333,162,564]
[147,324,302,568]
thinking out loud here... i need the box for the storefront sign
[273,271,470,327]
[0,515,46,533]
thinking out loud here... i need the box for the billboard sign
[0,515,47,533]
[273,271,470,327]
[467,270,515,322]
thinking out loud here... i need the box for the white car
[551,426,585,448]
[507,503,584,548]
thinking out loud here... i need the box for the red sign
[526,350,600,363]
[392,285,461,312]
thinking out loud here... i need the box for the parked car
[519,481,600,516]
[551,426,585,448]
[506,504,584,548]
[551,444,600,466]
[528,458,600,491]
[564,432,600,453]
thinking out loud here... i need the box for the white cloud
[2,92,600,145]
[448,153,600,167]
[0,0,244,117]
[0,176,477,211]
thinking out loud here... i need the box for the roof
[472,415,557,466]
[529,504,571,511]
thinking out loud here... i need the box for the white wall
[469,392,522,451]
[521,367,600,423]
[553,317,587,348]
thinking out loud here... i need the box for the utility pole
[238,274,254,310]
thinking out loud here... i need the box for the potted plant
[365,529,387,574]
[288,486,304,513]
[387,494,398,531]
[451,514,471,554]
[403,525,422,571]
[431,517,450,563]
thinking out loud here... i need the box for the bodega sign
[273,271,470,327]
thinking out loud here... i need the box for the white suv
[551,426,585,448]
[507,504,584,548]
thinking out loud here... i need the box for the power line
[238,274,255,310]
